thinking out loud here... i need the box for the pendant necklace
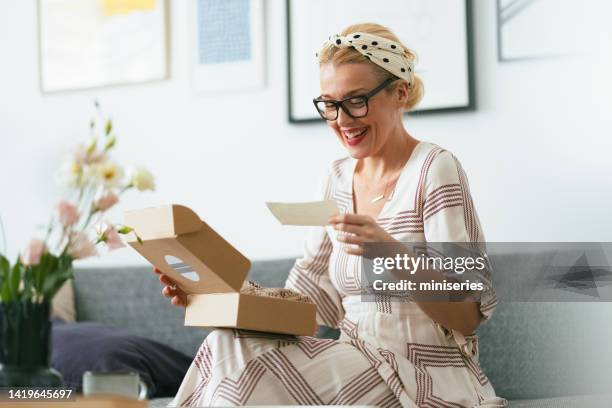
[371,172,398,203]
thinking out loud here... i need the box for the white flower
[127,166,155,191]
[56,160,84,188]
[93,160,124,189]
[56,145,106,189]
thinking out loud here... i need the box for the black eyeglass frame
[312,77,398,121]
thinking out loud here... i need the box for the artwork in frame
[496,0,582,62]
[38,0,169,93]
[192,0,265,93]
[286,0,475,123]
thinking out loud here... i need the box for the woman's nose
[336,106,353,126]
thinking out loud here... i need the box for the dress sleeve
[284,166,345,329]
[422,150,498,322]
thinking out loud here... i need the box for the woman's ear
[395,80,410,108]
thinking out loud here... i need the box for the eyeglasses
[313,77,397,121]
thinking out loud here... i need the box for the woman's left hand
[328,213,396,256]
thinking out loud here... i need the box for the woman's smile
[342,126,369,146]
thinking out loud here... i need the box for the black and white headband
[317,32,415,86]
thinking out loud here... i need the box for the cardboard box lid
[124,204,250,294]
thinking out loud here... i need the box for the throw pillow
[52,321,192,398]
[51,281,76,322]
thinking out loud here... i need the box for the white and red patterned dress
[170,142,507,407]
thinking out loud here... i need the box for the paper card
[266,200,339,226]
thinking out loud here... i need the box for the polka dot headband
[317,32,415,86]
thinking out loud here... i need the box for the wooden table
[0,394,148,407]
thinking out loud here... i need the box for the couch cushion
[477,254,612,400]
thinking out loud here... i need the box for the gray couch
[73,256,612,407]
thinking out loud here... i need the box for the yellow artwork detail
[101,0,157,16]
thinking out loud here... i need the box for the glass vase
[0,300,63,387]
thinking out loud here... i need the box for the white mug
[83,371,148,400]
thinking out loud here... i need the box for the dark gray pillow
[51,321,192,398]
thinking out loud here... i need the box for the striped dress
[170,142,507,407]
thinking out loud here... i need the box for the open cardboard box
[124,204,316,336]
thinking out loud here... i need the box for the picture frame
[286,0,475,124]
[38,0,169,93]
[191,0,265,93]
[496,0,581,62]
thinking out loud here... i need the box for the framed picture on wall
[497,0,582,62]
[192,0,265,93]
[286,0,475,123]
[38,0,169,93]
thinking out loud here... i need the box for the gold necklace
[371,172,399,203]
[369,141,416,203]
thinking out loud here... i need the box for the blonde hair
[318,23,424,112]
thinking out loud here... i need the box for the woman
[158,23,507,407]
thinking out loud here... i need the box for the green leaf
[1,280,10,302]
[9,260,22,301]
[104,134,116,150]
[43,265,73,300]
[33,257,43,293]
[41,254,73,300]
[105,120,112,135]
[23,266,33,300]
[0,254,9,279]
[86,139,97,156]
[37,252,57,295]
[58,253,72,271]
[0,254,8,298]
[34,252,45,293]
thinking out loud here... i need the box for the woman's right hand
[153,267,188,307]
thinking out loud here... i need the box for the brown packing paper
[124,204,316,336]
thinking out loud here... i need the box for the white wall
[1,0,611,267]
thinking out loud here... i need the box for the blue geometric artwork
[197,0,251,64]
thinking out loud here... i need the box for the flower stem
[43,215,54,246]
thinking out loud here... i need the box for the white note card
[266,200,340,226]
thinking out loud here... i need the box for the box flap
[124,204,202,239]
[125,204,250,294]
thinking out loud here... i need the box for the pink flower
[105,227,125,250]
[58,200,79,227]
[21,239,47,266]
[67,232,97,260]
[96,222,125,250]
[94,191,119,212]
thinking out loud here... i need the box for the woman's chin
[347,149,369,159]
[344,142,372,159]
